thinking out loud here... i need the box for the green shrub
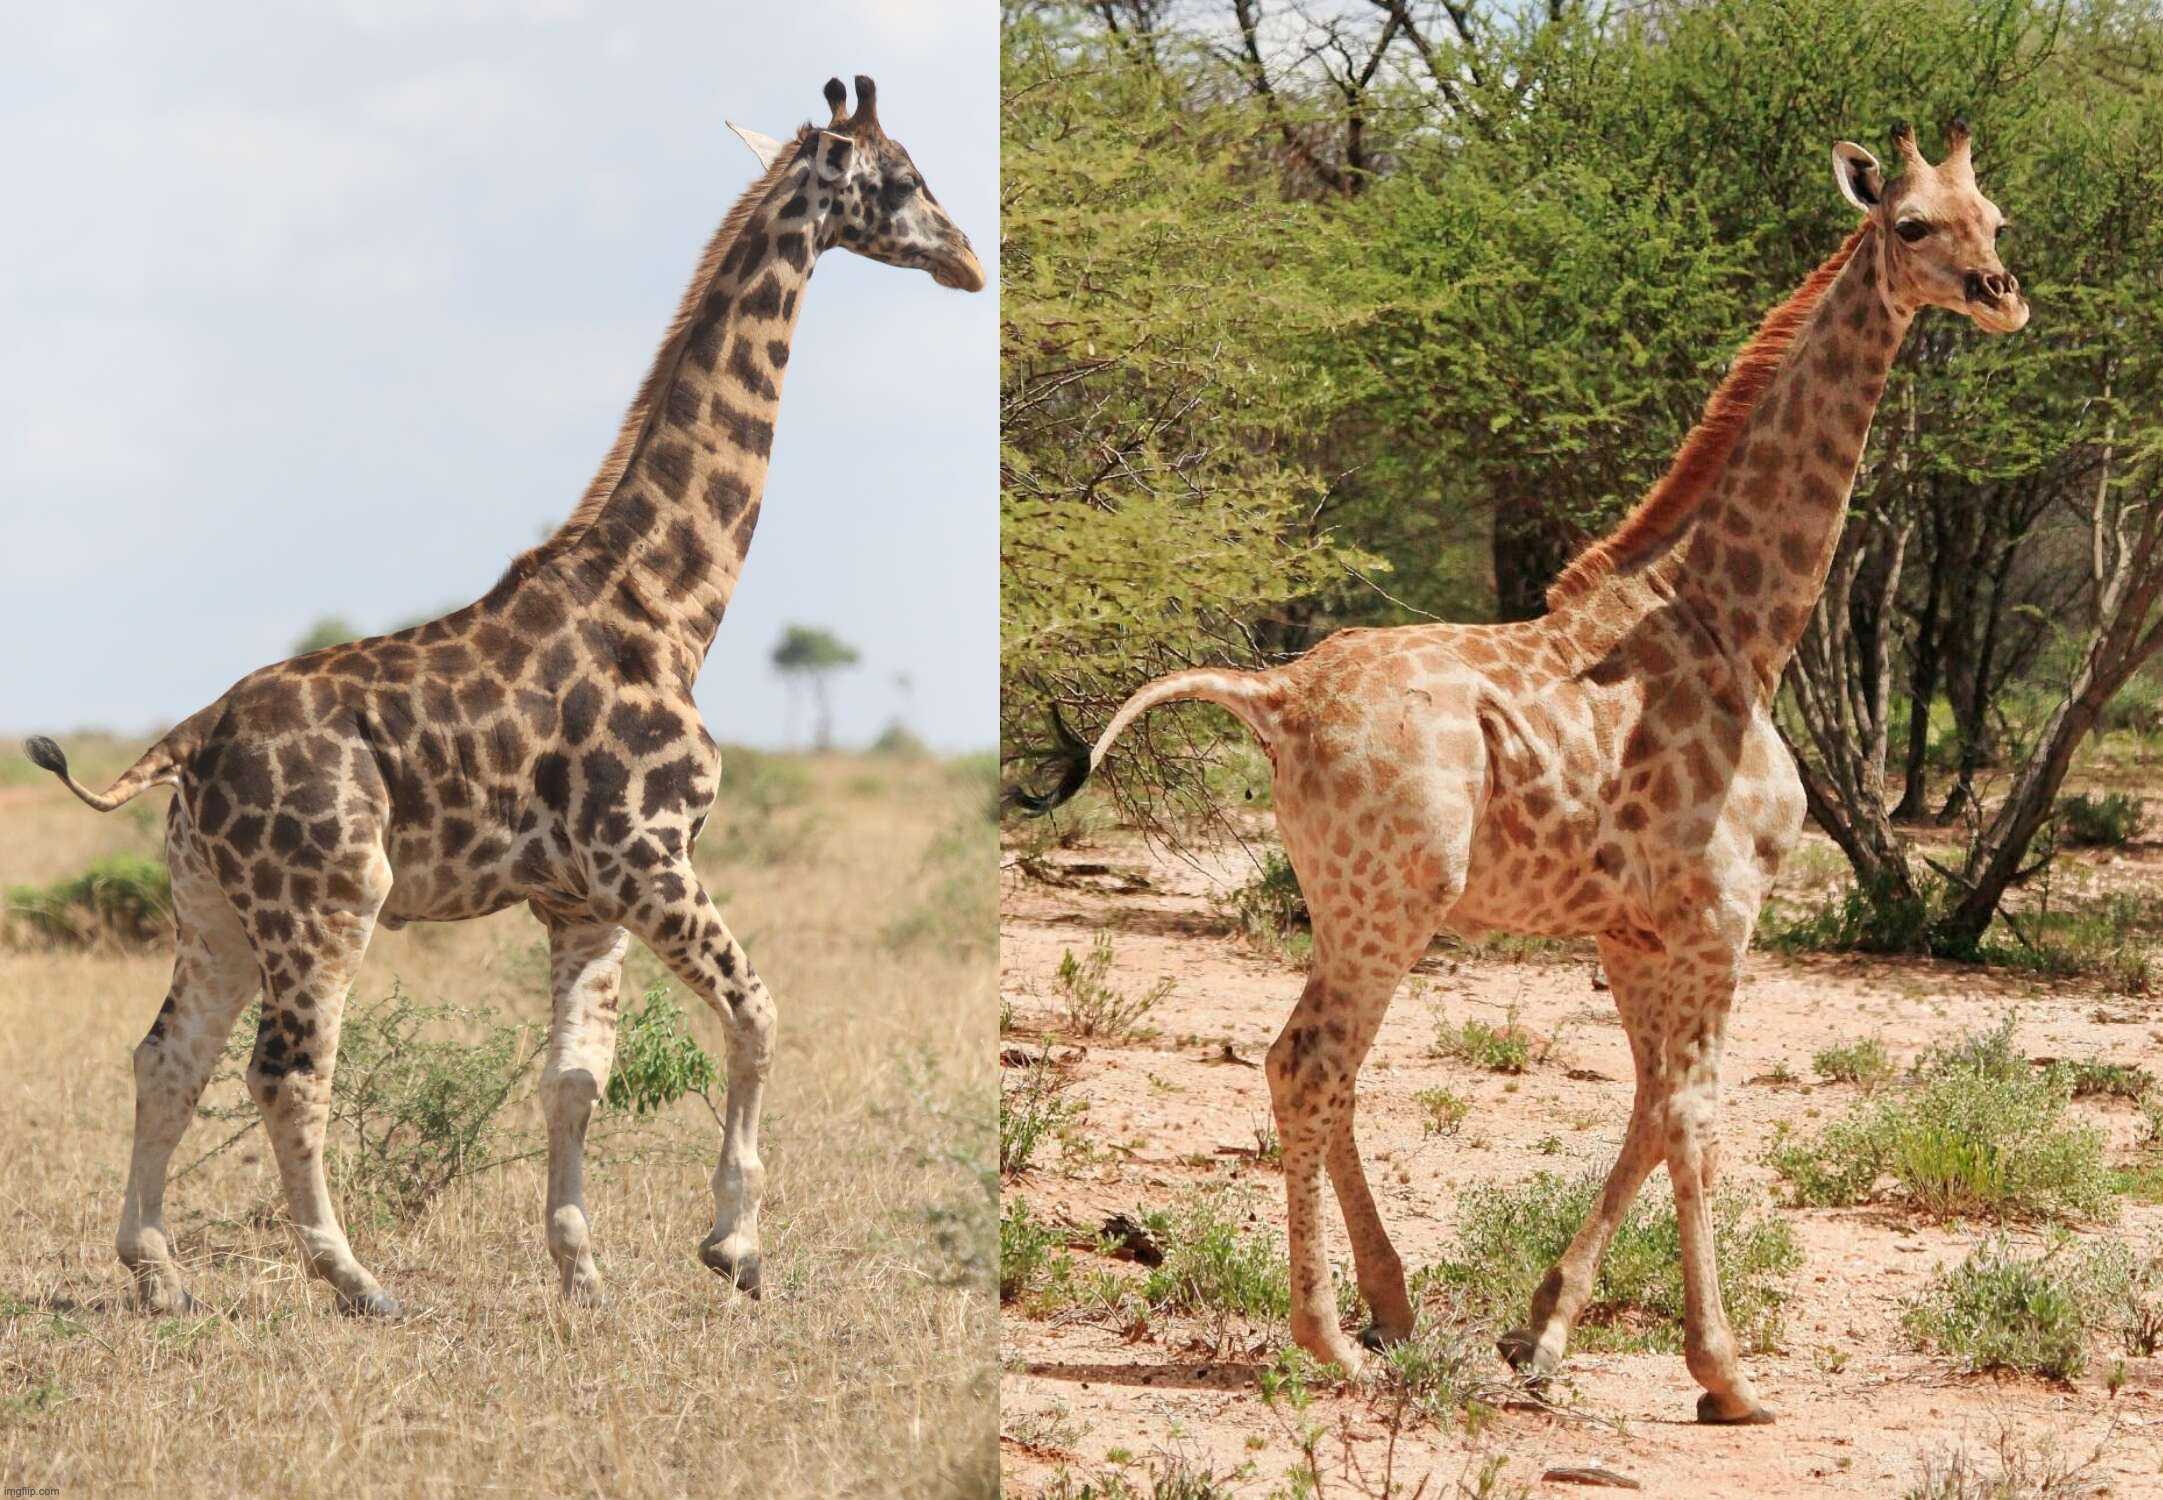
[1052,933,1171,1040]
[1772,1025,2113,1223]
[1813,1037,1894,1088]
[5,854,172,949]
[1141,1192,1290,1321]
[1000,1056,1081,1179]
[1220,850,1310,961]
[2063,1058,2153,1101]
[1433,1009,1535,1074]
[199,986,545,1224]
[1761,872,1937,956]
[1415,1086,1471,1137]
[2057,791,2145,848]
[1902,1238,2115,1381]
[1000,1197,1064,1304]
[1423,1170,1800,1355]
[603,984,718,1118]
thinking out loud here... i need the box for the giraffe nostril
[1965,270,2000,305]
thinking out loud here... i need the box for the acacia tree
[772,625,860,752]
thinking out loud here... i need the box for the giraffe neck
[546,151,824,689]
[1671,223,1912,695]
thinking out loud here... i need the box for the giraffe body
[31,74,981,1317]
[1014,124,2023,1420]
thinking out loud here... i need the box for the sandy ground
[999,827,2163,1498]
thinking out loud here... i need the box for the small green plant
[1052,933,1172,1040]
[1221,850,1310,962]
[2063,1058,2153,1101]
[1000,1056,1082,1179]
[1813,1037,1894,1088]
[603,984,719,1118]
[2058,790,2145,848]
[1433,1008,1535,1074]
[1423,1170,1800,1355]
[1416,1086,1471,1137]
[1902,1238,2113,1381]
[1141,1191,1290,1321]
[5,853,172,949]
[1000,1197,1065,1304]
[1773,1021,2114,1223]
[199,985,546,1223]
[1042,1458,1240,1500]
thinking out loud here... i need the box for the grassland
[0,736,996,1498]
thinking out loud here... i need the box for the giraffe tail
[23,734,184,813]
[1004,668,1279,816]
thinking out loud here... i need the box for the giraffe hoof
[1358,1323,1412,1353]
[338,1289,404,1320]
[1696,1392,1775,1425]
[1496,1327,1540,1372]
[699,1240,763,1299]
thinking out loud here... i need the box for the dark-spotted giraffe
[26,75,982,1318]
[1013,125,2022,1421]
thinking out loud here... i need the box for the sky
[0,0,996,752]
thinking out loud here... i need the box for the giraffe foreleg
[538,916,630,1302]
[624,876,773,1297]
[1661,897,1772,1425]
[1499,938,1666,1381]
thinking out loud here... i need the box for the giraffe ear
[814,130,855,182]
[727,121,787,171]
[1832,141,1884,212]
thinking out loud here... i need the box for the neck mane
[498,127,818,584]
[1543,225,1872,609]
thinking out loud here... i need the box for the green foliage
[2057,791,2146,847]
[1139,1191,1291,1322]
[999,1056,1081,1180]
[1814,1037,1896,1088]
[602,984,718,1119]
[5,853,172,949]
[1432,1009,1536,1074]
[1424,1170,1799,1355]
[1762,872,1942,957]
[202,986,546,1224]
[1219,850,1311,961]
[1902,1237,2130,1381]
[1772,1022,2114,1222]
[291,615,360,655]
[1051,933,1171,1040]
[1415,1086,1471,1138]
[999,1196,1062,1305]
[999,14,1375,821]
[770,624,859,675]
[2063,1057,2153,1101]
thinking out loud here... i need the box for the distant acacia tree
[291,616,360,655]
[772,625,860,751]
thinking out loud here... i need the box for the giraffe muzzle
[1963,269,2028,331]
[933,241,986,293]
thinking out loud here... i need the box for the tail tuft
[1003,706,1094,817]
[24,735,67,777]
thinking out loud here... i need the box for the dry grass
[0,742,996,1497]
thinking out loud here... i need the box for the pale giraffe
[1012,124,2023,1422]
[26,75,982,1317]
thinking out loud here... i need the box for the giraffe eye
[1895,219,1933,243]
[1995,222,2009,241]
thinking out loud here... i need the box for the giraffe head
[1832,121,2026,333]
[729,75,984,293]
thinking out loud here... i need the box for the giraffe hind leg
[117,827,261,1313]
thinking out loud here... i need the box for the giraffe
[1011,123,2023,1422]
[24,75,982,1318]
